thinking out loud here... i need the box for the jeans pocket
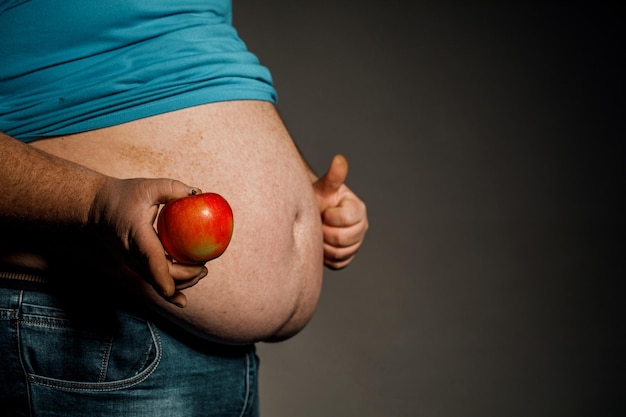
[19,304,162,392]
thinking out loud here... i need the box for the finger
[321,197,367,228]
[323,245,357,270]
[144,245,176,297]
[132,224,176,297]
[325,258,355,270]
[314,154,348,198]
[168,291,188,308]
[324,239,362,259]
[323,228,364,269]
[168,259,208,281]
[169,261,208,290]
[174,276,203,291]
[323,220,366,246]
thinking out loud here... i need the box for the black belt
[0,270,49,290]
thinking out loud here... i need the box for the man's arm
[1,132,106,226]
[0,132,206,307]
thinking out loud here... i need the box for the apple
[157,192,234,264]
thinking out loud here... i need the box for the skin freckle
[118,143,169,177]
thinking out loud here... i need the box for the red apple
[157,192,234,264]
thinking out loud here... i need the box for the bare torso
[2,101,324,343]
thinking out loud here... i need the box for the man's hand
[90,178,208,307]
[313,154,368,269]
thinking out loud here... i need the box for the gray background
[235,3,624,417]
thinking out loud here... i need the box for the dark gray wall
[235,3,624,416]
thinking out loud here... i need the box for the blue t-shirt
[0,0,277,142]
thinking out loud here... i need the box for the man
[0,1,368,416]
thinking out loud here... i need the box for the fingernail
[171,295,186,308]
[196,267,208,280]
[161,286,174,298]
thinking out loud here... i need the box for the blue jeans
[0,285,259,417]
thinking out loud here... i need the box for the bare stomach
[6,101,324,343]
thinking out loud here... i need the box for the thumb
[153,179,202,205]
[315,154,349,196]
